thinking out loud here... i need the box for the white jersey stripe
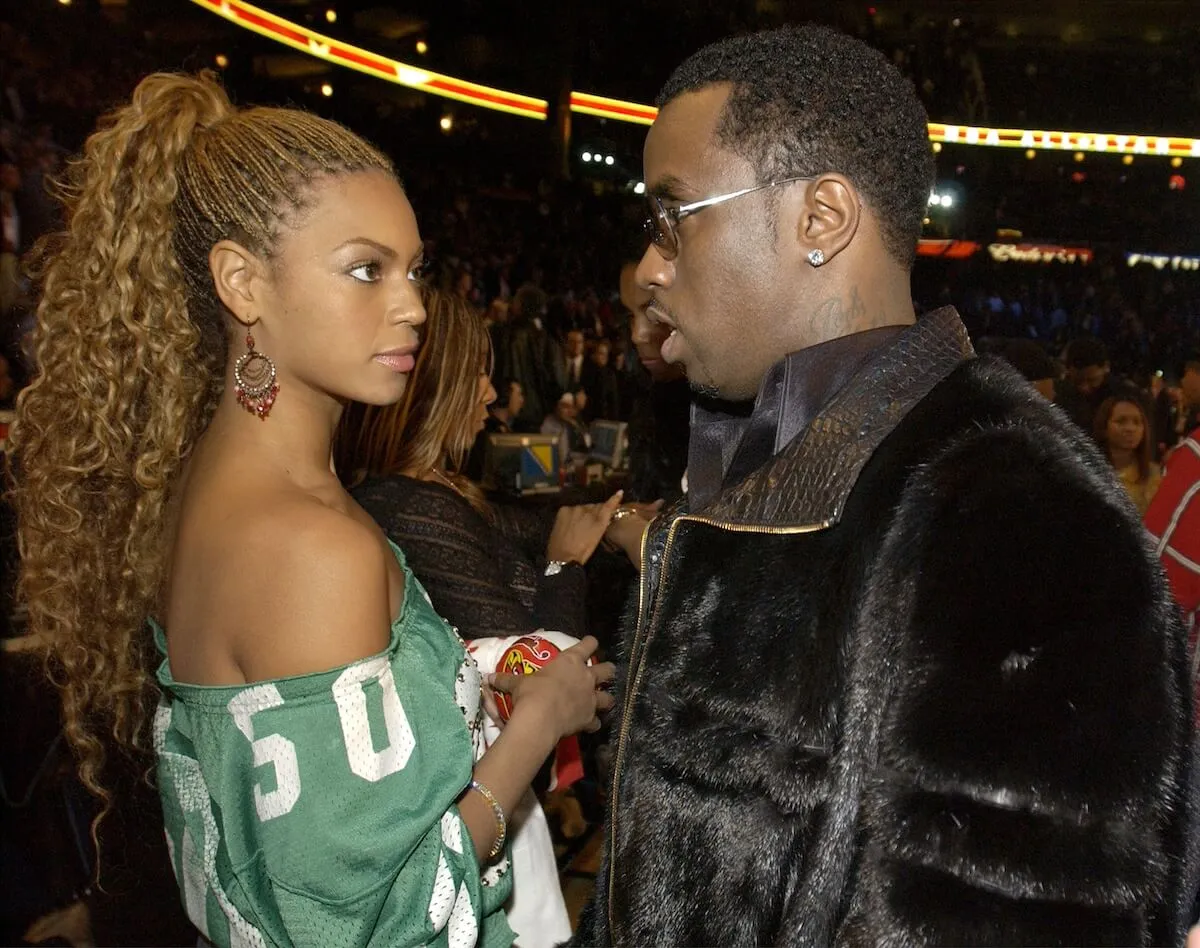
[1155,479,1200,556]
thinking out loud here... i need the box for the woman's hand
[623,500,665,520]
[603,499,660,570]
[545,491,625,565]
[605,513,652,570]
[490,636,615,738]
[480,676,505,728]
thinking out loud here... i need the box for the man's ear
[796,173,861,266]
[209,239,265,325]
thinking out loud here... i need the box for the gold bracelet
[470,778,507,861]
[611,506,636,522]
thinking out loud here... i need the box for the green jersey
[152,541,513,948]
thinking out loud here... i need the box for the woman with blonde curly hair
[12,71,612,948]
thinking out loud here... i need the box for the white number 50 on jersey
[228,660,414,822]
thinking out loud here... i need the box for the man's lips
[645,301,675,330]
[660,328,683,363]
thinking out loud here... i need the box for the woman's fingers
[597,490,625,520]
[565,635,599,662]
[488,672,521,695]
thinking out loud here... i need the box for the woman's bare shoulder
[169,490,397,683]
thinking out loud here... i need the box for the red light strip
[569,92,657,126]
[916,239,980,259]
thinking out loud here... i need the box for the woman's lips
[374,352,416,373]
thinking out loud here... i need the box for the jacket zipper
[607,513,830,941]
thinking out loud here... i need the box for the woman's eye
[407,259,432,284]
[348,261,382,283]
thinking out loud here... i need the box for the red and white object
[467,631,588,791]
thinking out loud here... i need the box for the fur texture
[575,352,1195,947]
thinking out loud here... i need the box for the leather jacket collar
[692,307,974,529]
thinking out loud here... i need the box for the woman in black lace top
[337,290,649,641]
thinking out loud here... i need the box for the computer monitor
[484,433,561,494]
[588,420,627,470]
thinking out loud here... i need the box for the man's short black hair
[656,25,934,269]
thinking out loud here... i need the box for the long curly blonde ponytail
[10,71,393,814]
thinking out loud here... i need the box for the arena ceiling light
[567,98,1200,161]
[188,0,1199,159]
[187,0,548,120]
[928,123,1200,160]
[568,93,1200,160]
[568,91,657,126]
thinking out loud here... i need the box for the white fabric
[468,633,576,948]
[504,790,572,948]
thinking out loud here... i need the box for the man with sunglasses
[576,24,1195,947]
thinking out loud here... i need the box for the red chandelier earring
[234,329,279,420]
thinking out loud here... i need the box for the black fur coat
[574,310,1196,946]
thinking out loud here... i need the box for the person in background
[452,267,476,306]
[491,283,558,432]
[1055,335,1118,434]
[620,258,691,506]
[542,390,590,464]
[13,72,611,948]
[609,322,640,421]
[1146,426,1200,720]
[981,336,1058,401]
[340,289,650,642]
[581,338,621,422]
[487,378,526,435]
[560,328,586,392]
[483,297,509,332]
[1166,355,1200,454]
[1154,369,1183,462]
[1095,395,1162,515]
[465,376,528,481]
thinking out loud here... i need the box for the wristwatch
[544,560,581,577]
